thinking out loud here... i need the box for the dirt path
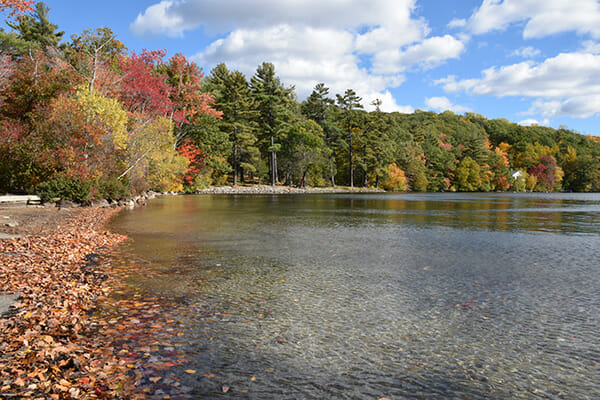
[0,204,86,237]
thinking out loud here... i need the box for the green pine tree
[336,89,363,187]
[0,2,64,56]
[207,63,260,185]
[250,62,294,186]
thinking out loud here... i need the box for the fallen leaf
[185,369,196,374]
[149,376,162,383]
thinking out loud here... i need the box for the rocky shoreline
[197,185,384,194]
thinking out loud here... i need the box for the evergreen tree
[0,2,64,56]
[279,119,328,187]
[363,100,395,188]
[250,62,294,186]
[302,83,338,185]
[301,83,334,125]
[336,88,363,187]
[207,63,259,185]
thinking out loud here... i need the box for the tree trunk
[232,125,238,186]
[269,132,275,186]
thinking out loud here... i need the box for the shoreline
[0,206,139,398]
[196,185,384,194]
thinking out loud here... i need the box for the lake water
[107,193,600,399]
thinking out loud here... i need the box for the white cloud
[518,118,550,126]
[365,91,414,114]
[131,0,426,38]
[425,96,471,114]
[448,18,467,29]
[194,25,412,112]
[529,97,600,119]
[132,0,465,109]
[437,52,600,118]
[582,41,600,54]
[373,35,465,74]
[510,46,541,59]
[130,1,185,37]
[466,0,600,39]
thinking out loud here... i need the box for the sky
[5,0,600,135]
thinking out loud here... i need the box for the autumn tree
[65,27,125,94]
[160,53,221,145]
[382,163,407,191]
[0,0,34,18]
[0,53,13,108]
[529,155,563,191]
[0,49,75,121]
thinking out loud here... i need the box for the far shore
[196,184,384,194]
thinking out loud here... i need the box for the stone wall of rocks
[196,186,384,194]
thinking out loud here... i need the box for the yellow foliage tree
[382,163,407,191]
[121,116,188,192]
[75,86,128,149]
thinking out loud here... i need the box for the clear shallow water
[108,193,600,399]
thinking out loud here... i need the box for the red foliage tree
[163,53,221,125]
[0,50,78,121]
[529,155,558,191]
[118,49,173,117]
[176,140,206,186]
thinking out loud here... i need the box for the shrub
[96,177,131,201]
[36,175,93,204]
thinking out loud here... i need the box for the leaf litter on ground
[0,207,192,399]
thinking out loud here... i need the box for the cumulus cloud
[131,0,464,109]
[465,0,600,39]
[518,118,550,127]
[131,0,427,38]
[194,25,412,112]
[425,96,471,114]
[373,35,465,74]
[437,52,600,118]
[510,46,541,59]
[447,18,467,29]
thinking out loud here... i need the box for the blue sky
[5,1,600,135]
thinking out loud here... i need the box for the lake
[106,193,600,399]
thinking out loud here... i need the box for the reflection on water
[108,193,600,399]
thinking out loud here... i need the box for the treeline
[2,3,600,203]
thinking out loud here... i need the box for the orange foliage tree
[0,0,34,18]
[382,163,407,191]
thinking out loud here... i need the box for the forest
[2,2,600,203]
